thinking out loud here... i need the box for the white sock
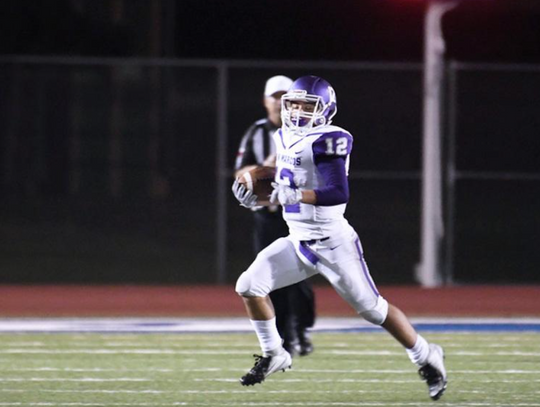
[250,317,283,356]
[406,334,430,366]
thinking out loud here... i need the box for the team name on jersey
[277,153,301,166]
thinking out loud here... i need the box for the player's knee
[359,297,389,325]
[360,309,386,325]
[235,271,265,297]
[235,272,252,296]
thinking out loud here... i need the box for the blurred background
[0,0,539,288]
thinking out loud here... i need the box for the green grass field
[0,332,539,406]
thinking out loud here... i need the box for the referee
[234,75,315,357]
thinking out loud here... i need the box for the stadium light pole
[417,0,459,287]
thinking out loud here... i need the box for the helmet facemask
[281,90,335,136]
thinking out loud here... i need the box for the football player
[232,75,447,400]
[233,75,316,357]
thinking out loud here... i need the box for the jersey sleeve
[311,131,352,206]
[312,131,353,163]
[234,124,258,171]
[313,156,350,206]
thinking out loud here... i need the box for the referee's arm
[234,123,258,178]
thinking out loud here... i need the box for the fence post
[444,61,459,284]
[418,0,459,287]
[215,62,229,284]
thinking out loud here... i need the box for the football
[237,166,276,206]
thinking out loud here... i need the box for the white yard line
[330,350,540,356]
[1,403,540,407]
[187,367,540,374]
[3,367,540,375]
[0,349,247,355]
[0,404,185,406]
[2,341,537,350]
[0,389,538,396]
[195,378,540,384]
[0,378,150,382]
[1,348,539,357]
[2,367,174,372]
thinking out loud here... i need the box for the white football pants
[236,224,388,322]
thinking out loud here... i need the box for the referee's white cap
[264,75,293,97]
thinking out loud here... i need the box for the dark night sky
[1,0,540,63]
[174,0,540,62]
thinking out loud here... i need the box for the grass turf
[0,332,539,406]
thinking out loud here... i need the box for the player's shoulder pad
[312,127,353,158]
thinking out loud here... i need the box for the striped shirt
[235,118,277,170]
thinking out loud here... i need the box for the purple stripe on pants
[354,238,380,297]
[299,242,319,265]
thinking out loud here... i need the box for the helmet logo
[328,86,336,104]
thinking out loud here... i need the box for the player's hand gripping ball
[233,166,276,207]
[270,183,303,206]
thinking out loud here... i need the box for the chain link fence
[0,56,538,284]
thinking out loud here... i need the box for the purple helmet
[281,75,337,135]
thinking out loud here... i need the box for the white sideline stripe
[0,316,539,333]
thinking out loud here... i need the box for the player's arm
[309,155,349,205]
[309,131,352,205]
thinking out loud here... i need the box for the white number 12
[325,137,348,155]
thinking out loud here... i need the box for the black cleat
[240,351,292,386]
[419,344,448,400]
